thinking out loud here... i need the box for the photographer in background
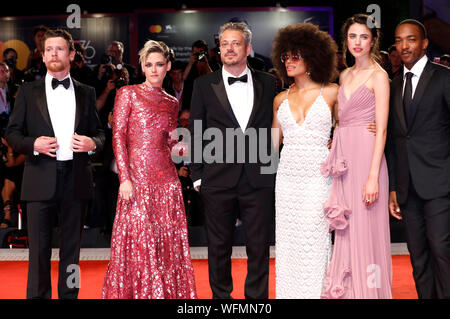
[182,40,212,110]
[3,48,24,93]
[208,34,222,71]
[70,42,94,86]
[96,67,129,123]
[24,25,49,82]
[105,41,137,84]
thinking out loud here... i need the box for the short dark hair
[32,25,49,38]
[2,48,17,59]
[192,39,208,50]
[388,44,397,54]
[271,23,338,85]
[397,19,427,39]
[171,60,186,71]
[42,29,75,52]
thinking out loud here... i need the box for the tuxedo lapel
[407,61,434,130]
[33,79,54,133]
[211,70,240,128]
[247,68,263,129]
[73,79,84,130]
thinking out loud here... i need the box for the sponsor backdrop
[0,14,131,70]
[0,7,332,70]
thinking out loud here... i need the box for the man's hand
[34,136,59,157]
[178,166,190,178]
[71,133,96,153]
[389,191,402,220]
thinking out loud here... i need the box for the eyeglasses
[280,53,302,63]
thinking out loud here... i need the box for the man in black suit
[189,22,276,299]
[6,29,104,299]
[387,19,450,299]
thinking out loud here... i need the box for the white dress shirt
[402,54,428,98]
[45,73,76,161]
[222,66,254,131]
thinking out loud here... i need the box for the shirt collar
[45,72,73,88]
[222,66,250,82]
[403,54,428,79]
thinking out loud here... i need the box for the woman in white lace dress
[271,23,338,298]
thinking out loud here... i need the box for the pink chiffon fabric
[102,84,197,299]
[320,83,392,299]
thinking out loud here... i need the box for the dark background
[2,1,408,40]
[0,0,411,56]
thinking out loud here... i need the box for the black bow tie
[51,77,70,90]
[228,74,248,85]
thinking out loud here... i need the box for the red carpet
[0,256,417,299]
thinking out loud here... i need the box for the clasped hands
[34,133,96,157]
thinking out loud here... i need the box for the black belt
[56,160,73,170]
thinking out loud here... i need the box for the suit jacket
[5,77,105,201]
[386,61,450,203]
[189,68,276,189]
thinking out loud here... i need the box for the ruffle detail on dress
[321,268,352,299]
[320,127,348,178]
[320,156,348,178]
[323,202,352,231]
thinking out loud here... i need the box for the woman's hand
[363,177,379,207]
[119,179,134,202]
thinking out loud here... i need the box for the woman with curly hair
[320,13,392,298]
[271,22,339,298]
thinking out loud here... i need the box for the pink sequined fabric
[102,84,197,299]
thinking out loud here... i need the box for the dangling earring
[306,71,311,76]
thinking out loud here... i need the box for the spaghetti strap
[362,70,376,86]
[319,83,324,95]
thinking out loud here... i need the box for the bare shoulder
[323,83,339,95]
[373,65,389,82]
[322,83,339,108]
[339,68,351,84]
[273,90,288,111]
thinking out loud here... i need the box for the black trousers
[201,170,274,299]
[401,179,450,299]
[26,161,88,299]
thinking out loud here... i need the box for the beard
[46,60,69,73]
[221,52,239,66]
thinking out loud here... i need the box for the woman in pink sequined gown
[102,40,197,299]
[320,14,392,298]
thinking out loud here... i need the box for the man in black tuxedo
[6,29,104,299]
[189,22,276,299]
[387,19,450,299]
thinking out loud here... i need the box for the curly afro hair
[271,23,338,85]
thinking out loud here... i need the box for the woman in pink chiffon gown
[320,14,392,299]
[102,40,197,299]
